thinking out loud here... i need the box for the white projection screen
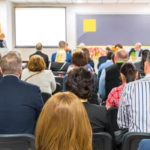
[15,7,66,47]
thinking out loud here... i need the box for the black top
[105,63,123,100]
[30,51,49,69]
[83,102,108,133]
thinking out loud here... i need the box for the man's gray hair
[116,49,129,61]
[0,51,22,74]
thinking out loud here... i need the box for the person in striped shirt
[117,51,150,132]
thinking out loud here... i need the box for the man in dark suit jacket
[30,42,49,69]
[99,49,129,101]
[0,51,44,134]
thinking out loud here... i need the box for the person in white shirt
[21,55,56,94]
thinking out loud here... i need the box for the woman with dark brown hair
[21,55,56,94]
[36,92,92,150]
[66,68,108,133]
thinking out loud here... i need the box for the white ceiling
[8,0,150,3]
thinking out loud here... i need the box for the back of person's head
[27,55,46,72]
[0,51,22,75]
[36,92,92,150]
[106,51,114,60]
[82,48,91,61]
[141,49,149,69]
[135,42,142,49]
[78,43,85,49]
[120,62,137,83]
[71,50,88,67]
[115,49,129,62]
[66,68,94,100]
[59,41,66,49]
[106,46,112,51]
[0,33,5,39]
[115,43,123,49]
[36,42,43,51]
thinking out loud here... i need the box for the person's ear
[18,67,22,78]
[120,73,125,82]
[114,55,117,63]
[144,61,148,74]
[135,72,138,80]
[0,67,3,75]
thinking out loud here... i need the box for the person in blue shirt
[129,42,143,57]
[51,41,72,63]
[0,33,7,48]
[98,51,114,78]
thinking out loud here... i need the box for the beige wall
[1,1,150,60]
[0,0,7,37]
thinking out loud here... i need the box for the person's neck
[3,73,20,78]
[145,71,150,75]
[80,98,88,103]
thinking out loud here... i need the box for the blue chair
[138,139,150,150]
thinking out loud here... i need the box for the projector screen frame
[14,6,67,48]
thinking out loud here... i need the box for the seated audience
[112,43,123,52]
[63,50,98,104]
[98,50,114,78]
[97,46,112,69]
[129,42,143,57]
[22,55,56,95]
[138,139,150,150]
[51,41,72,63]
[66,68,108,133]
[0,51,43,134]
[30,42,49,69]
[106,62,138,109]
[134,49,149,79]
[0,33,7,48]
[36,92,92,150]
[0,53,2,80]
[67,49,94,73]
[65,42,72,53]
[99,49,129,101]
[117,51,150,132]
[82,48,94,69]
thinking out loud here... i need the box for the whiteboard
[77,14,150,46]
[15,7,66,47]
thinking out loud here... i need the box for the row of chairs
[0,132,150,150]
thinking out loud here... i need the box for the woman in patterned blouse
[106,62,138,109]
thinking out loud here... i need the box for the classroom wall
[0,0,7,39]
[1,1,150,60]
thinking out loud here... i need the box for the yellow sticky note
[83,19,96,32]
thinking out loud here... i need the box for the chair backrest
[50,62,70,72]
[55,76,64,86]
[107,107,119,132]
[93,132,112,150]
[52,82,62,94]
[121,132,150,150]
[0,134,35,150]
[41,92,51,103]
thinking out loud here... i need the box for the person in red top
[106,62,138,109]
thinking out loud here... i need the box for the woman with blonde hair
[21,55,56,95]
[36,92,92,150]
